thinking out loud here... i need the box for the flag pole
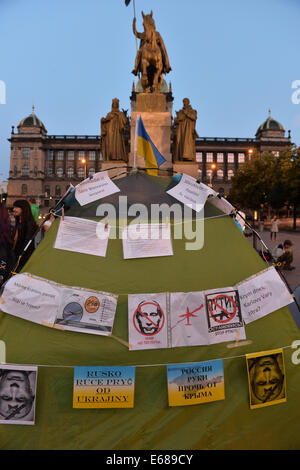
[133,114,140,171]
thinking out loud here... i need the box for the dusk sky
[0,0,300,181]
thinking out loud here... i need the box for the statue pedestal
[172,161,199,178]
[100,161,128,179]
[129,93,172,171]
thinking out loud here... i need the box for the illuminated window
[217,153,224,162]
[206,152,213,162]
[227,153,235,163]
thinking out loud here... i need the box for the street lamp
[81,158,87,179]
[209,163,216,187]
[248,148,254,159]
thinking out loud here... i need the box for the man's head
[135,301,164,335]
[0,369,35,420]
[250,355,284,403]
[283,240,292,251]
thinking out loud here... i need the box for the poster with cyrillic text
[204,287,246,344]
[167,360,225,407]
[128,293,168,350]
[237,266,293,324]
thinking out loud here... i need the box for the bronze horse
[132,11,171,93]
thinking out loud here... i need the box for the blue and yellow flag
[136,115,166,176]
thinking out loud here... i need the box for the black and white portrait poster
[128,293,168,350]
[0,365,38,425]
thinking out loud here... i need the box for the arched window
[55,185,61,196]
[228,169,234,180]
[57,167,64,178]
[13,166,17,176]
[22,165,29,176]
[44,185,50,197]
[21,184,27,194]
[77,167,85,178]
[67,167,74,178]
[217,169,224,180]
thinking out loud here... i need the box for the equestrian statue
[132,11,171,93]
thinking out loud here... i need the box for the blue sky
[0,0,300,180]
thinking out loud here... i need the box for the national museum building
[6,97,291,212]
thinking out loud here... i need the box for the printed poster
[237,266,293,324]
[75,171,120,206]
[1,273,118,336]
[246,349,286,409]
[170,292,209,347]
[0,365,38,425]
[73,366,135,408]
[166,173,215,212]
[128,293,168,350]
[167,360,225,406]
[55,286,118,335]
[54,216,110,257]
[205,287,246,344]
[122,223,173,259]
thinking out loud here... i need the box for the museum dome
[256,109,285,136]
[18,106,47,132]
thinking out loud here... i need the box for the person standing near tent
[12,200,37,272]
[277,240,295,271]
[29,198,40,224]
[0,203,14,287]
[270,215,279,240]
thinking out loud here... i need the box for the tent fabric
[0,173,299,450]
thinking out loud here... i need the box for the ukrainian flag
[136,115,166,176]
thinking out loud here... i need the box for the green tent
[0,172,299,450]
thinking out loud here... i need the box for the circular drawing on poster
[133,301,165,336]
[209,294,237,324]
[85,296,100,313]
[62,302,83,322]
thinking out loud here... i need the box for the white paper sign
[170,292,209,347]
[128,293,169,350]
[204,287,246,344]
[122,223,173,259]
[0,272,61,325]
[166,174,215,212]
[54,216,110,257]
[237,266,293,324]
[0,364,38,425]
[75,171,120,206]
[1,273,118,336]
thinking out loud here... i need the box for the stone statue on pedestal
[101,98,128,161]
[132,11,171,93]
[173,98,199,161]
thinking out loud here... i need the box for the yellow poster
[167,360,225,407]
[246,349,287,409]
[73,366,135,409]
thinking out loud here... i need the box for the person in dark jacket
[12,200,37,272]
[0,203,14,286]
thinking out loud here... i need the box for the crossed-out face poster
[0,365,38,425]
[167,360,225,406]
[128,293,168,350]
[246,349,287,409]
[205,287,246,344]
[73,366,135,408]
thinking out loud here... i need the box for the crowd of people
[0,199,39,287]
